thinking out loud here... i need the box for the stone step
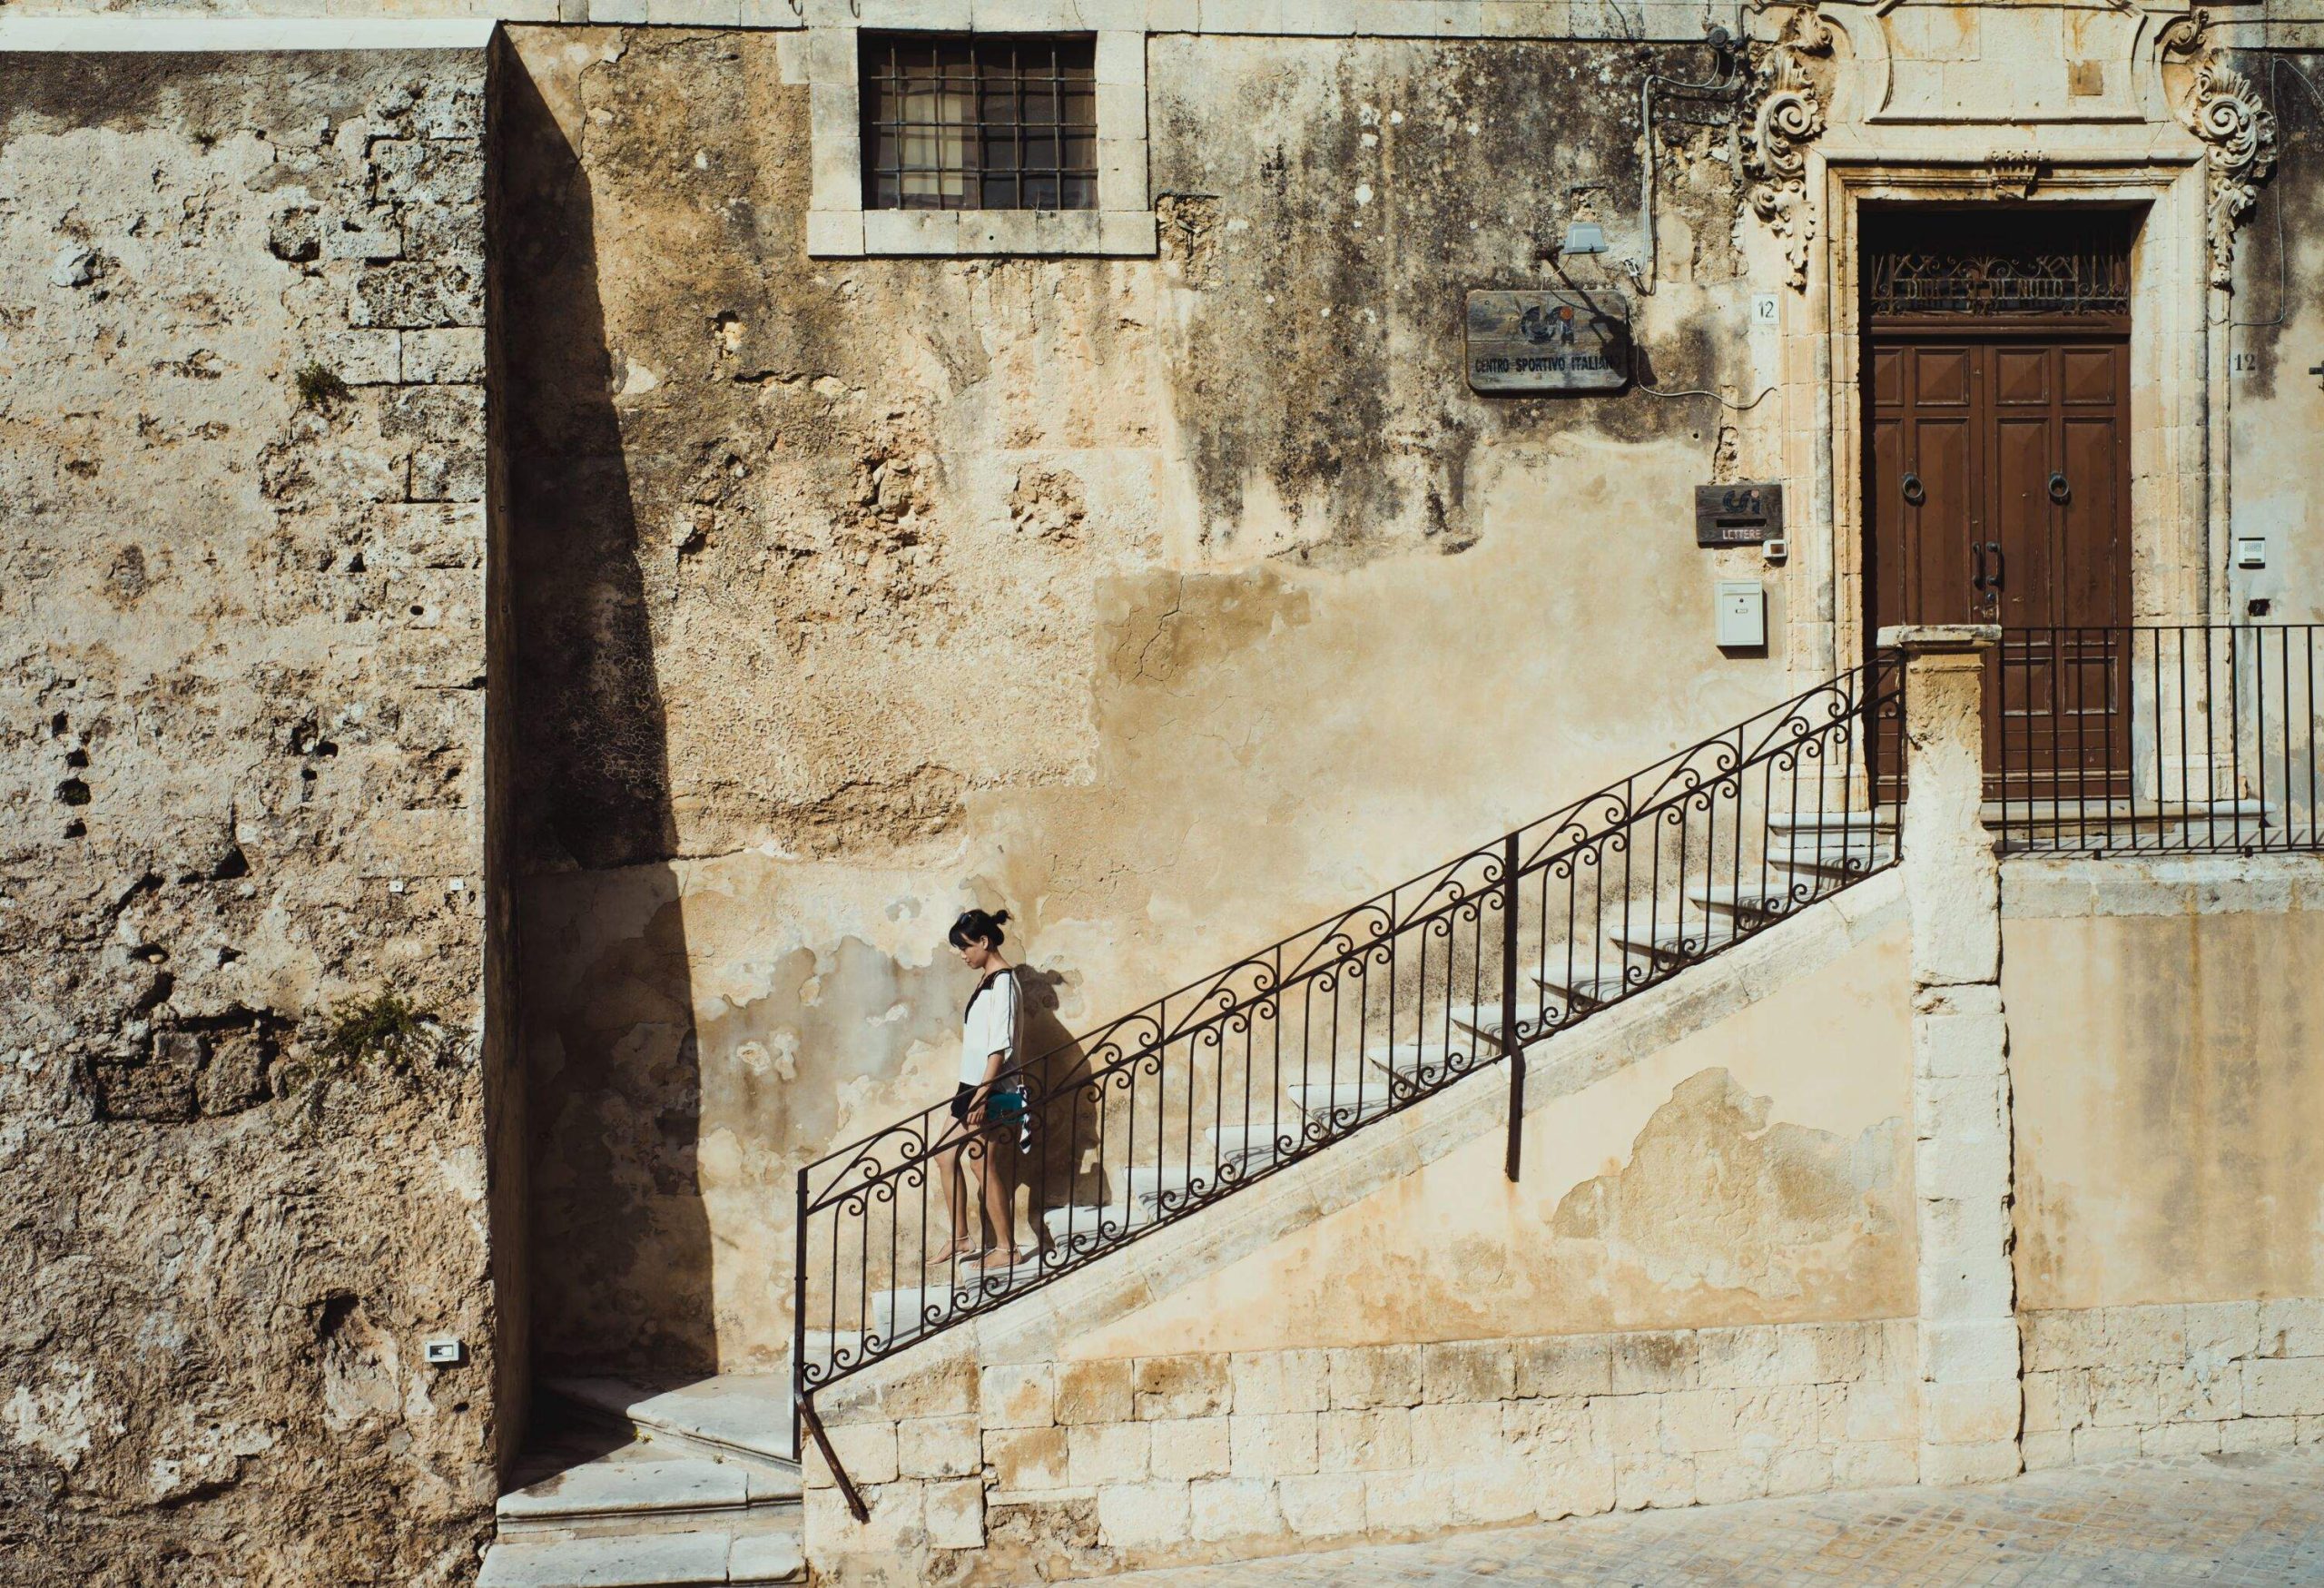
[1534,967,1645,1008]
[1764,837,1894,875]
[1687,881,1817,918]
[1282,1078,1398,1125]
[1125,1161,1195,1211]
[1035,1159,1200,1256]
[1204,1120,1299,1170]
[1768,808,1894,833]
[546,1376,798,1470]
[871,1253,1047,1338]
[1042,1201,1137,1253]
[478,1528,803,1588]
[1604,922,1733,963]
[497,1441,797,1540]
[1362,1033,1501,1078]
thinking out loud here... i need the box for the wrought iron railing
[793,656,1905,1472]
[1993,625,2322,854]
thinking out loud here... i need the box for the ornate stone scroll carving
[2157,8,2211,62]
[1741,6,1835,292]
[2189,63,2276,289]
[2160,10,2278,290]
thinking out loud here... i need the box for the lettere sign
[1464,289,1630,393]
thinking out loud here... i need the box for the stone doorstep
[477,1528,803,1588]
[498,1442,800,1539]
[547,1375,801,1468]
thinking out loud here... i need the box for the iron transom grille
[860,33,1098,212]
[1867,248,2131,318]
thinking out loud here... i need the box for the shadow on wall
[496,54,714,1376]
[1021,969,1102,1223]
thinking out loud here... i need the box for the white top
[960,972,1020,1087]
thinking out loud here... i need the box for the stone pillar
[1882,625,2021,1485]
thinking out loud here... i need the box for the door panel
[1913,345,1974,406]
[1990,411,2052,628]
[1992,345,2051,406]
[1913,414,1974,622]
[2059,346,2117,406]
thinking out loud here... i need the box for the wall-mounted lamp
[1560,221,1609,257]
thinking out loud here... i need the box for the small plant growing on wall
[295,361,351,409]
[310,991,439,1078]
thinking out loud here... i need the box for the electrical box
[424,1337,466,1367]
[2236,536,2268,568]
[1716,581,1767,648]
[1695,482,1785,547]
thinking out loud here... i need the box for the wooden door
[1867,333,2132,796]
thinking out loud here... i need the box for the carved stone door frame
[1788,150,2224,685]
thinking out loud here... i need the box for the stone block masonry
[0,46,509,1586]
[2021,1299,2324,1465]
[805,1319,1920,1583]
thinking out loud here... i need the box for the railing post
[795,1389,871,1524]
[1502,830,1523,1182]
[792,1165,809,1466]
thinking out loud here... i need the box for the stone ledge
[2001,853,2324,920]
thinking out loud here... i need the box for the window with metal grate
[861,34,1098,212]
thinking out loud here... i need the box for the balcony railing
[1992,625,2322,854]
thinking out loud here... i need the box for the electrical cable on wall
[1626,27,1748,296]
[1632,381,1779,409]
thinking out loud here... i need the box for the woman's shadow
[1011,964,1107,1257]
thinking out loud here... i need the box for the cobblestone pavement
[1086,1452,2324,1587]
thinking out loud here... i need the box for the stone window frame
[804,15,1153,258]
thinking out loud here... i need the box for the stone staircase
[480,1376,803,1588]
[842,806,1900,1358]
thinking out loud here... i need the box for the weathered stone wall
[2004,861,2324,1313]
[0,48,508,1584]
[2022,1297,2324,1466]
[497,23,1786,1375]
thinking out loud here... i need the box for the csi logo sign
[1518,303,1577,346]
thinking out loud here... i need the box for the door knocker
[1901,472,1925,506]
[2048,471,2071,504]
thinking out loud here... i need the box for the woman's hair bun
[949,907,1010,949]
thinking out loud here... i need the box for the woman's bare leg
[930,1123,981,1262]
[978,1128,1023,1269]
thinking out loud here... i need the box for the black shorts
[949,1082,976,1124]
